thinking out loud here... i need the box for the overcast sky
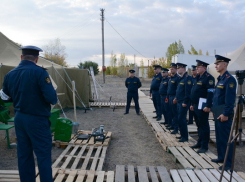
[1,0,244,67]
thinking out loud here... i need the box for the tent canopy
[0,32,92,108]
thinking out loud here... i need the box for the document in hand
[211,104,225,121]
[198,98,207,110]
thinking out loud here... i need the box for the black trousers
[126,92,139,113]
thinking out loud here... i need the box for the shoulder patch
[229,82,234,88]
[209,80,214,85]
[45,76,51,84]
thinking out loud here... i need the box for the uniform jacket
[176,72,192,104]
[167,73,179,96]
[125,76,141,93]
[190,71,215,108]
[2,60,57,117]
[159,76,169,95]
[150,73,162,93]
[213,71,237,116]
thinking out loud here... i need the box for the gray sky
[1,0,244,67]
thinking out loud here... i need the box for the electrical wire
[105,18,147,59]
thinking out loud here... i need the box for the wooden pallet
[52,145,107,171]
[89,102,135,107]
[36,168,114,182]
[167,146,221,169]
[0,170,20,182]
[53,130,112,148]
[170,169,245,182]
[115,165,172,182]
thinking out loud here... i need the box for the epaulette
[36,65,47,70]
[226,74,230,79]
[206,73,210,77]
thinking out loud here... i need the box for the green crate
[49,109,60,133]
[54,118,73,142]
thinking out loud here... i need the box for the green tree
[165,40,185,61]
[117,53,128,77]
[78,61,99,75]
[140,59,145,79]
[188,50,192,54]
[206,51,209,56]
[189,45,198,55]
[43,38,68,66]
[105,66,111,75]
[198,49,203,55]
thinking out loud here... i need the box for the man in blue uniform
[190,60,215,153]
[166,63,179,134]
[188,65,198,125]
[0,46,57,182]
[159,68,170,125]
[211,55,237,171]
[124,69,142,115]
[150,65,163,121]
[175,63,192,142]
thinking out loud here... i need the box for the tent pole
[72,81,77,123]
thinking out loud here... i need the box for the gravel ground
[0,74,244,172]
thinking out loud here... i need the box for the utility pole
[100,8,105,83]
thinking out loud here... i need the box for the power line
[105,18,147,59]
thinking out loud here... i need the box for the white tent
[0,32,61,68]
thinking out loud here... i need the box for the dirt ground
[0,74,244,172]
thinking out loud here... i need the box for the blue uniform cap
[196,60,209,67]
[176,63,187,68]
[153,65,162,70]
[170,63,177,68]
[214,55,231,64]
[191,65,197,71]
[161,68,169,73]
[19,45,43,56]
[129,69,135,73]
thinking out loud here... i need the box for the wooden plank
[209,169,228,182]
[54,174,65,182]
[65,170,78,182]
[115,165,125,182]
[222,170,238,182]
[177,169,191,182]
[148,166,158,182]
[170,169,182,182]
[185,170,200,182]
[75,170,87,182]
[230,171,245,182]
[86,170,95,182]
[96,171,105,182]
[137,166,149,182]
[71,145,87,169]
[127,165,136,182]
[90,146,102,170]
[97,146,108,171]
[168,147,193,169]
[61,145,80,169]
[81,146,94,170]
[237,172,245,180]
[156,166,172,182]
[201,169,219,182]
[52,145,72,168]
[106,171,114,182]
[193,169,210,182]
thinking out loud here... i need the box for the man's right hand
[173,98,177,104]
[149,93,152,97]
[165,98,168,103]
[190,105,194,111]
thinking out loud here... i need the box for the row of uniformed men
[150,55,236,171]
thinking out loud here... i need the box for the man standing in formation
[190,60,215,153]
[150,65,163,121]
[211,55,237,171]
[166,63,179,134]
[159,68,170,125]
[125,69,142,115]
[188,65,198,125]
[0,46,57,182]
[175,63,192,142]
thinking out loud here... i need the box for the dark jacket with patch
[125,76,141,93]
[150,73,162,93]
[2,60,57,117]
[213,71,236,116]
[190,71,215,108]
[159,76,169,95]
[176,72,192,104]
[167,73,179,96]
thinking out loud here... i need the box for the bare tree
[43,38,68,66]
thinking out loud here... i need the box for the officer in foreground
[211,55,237,171]
[0,46,57,182]
[188,65,198,125]
[159,68,170,125]
[190,60,215,153]
[150,65,163,121]
[175,63,192,142]
[166,63,179,134]
[124,69,142,115]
